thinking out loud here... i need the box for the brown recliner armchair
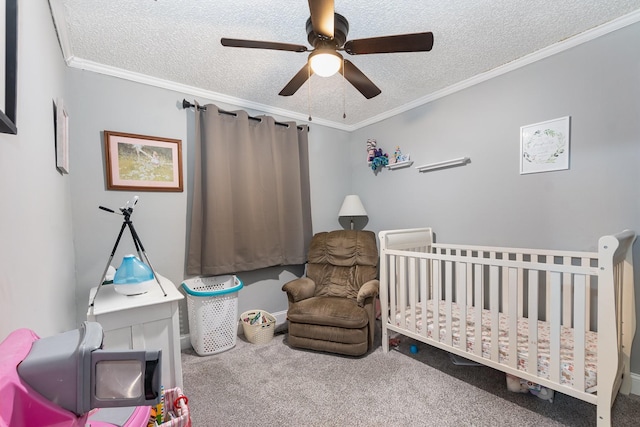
[282,230,379,356]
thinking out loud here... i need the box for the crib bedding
[394,300,598,391]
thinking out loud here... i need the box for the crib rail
[378,228,636,416]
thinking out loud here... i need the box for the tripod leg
[127,221,168,297]
[89,222,128,307]
[140,251,167,296]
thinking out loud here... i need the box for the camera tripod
[89,196,167,307]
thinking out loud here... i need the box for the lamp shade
[338,195,367,218]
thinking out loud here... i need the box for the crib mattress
[394,301,597,391]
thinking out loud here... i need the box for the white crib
[379,228,636,427]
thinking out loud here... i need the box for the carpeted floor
[181,323,640,426]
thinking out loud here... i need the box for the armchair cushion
[307,231,378,299]
[286,296,369,329]
[282,277,315,303]
[357,279,380,307]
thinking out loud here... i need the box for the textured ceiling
[51,0,640,130]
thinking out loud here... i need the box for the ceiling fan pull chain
[342,58,346,119]
[308,64,312,121]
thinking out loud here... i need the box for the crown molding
[66,57,352,131]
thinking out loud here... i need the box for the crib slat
[574,274,587,392]
[389,255,396,328]
[458,262,468,351]
[582,257,591,330]
[528,270,539,376]
[432,259,441,341]
[474,263,483,357]
[508,267,518,368]
[502,259,509,316]
[563,256,572,327]
[399,256,407,330]
[445,260,453,346]
[490,265,500,361]
[408,257,417,333]
[549,271,562,384]
[545,265,551,322]
[467,259,474,310]
[420,258,428,339]
[517,253,524,318]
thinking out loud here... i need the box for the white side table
[87,275,184,389]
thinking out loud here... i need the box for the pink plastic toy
[0,328,151,427]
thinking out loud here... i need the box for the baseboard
[271,309,288,331]
[631,372,640,396]
[180,334,191,351]
[180,309,288,351]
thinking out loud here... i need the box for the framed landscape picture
[104,131,183,192]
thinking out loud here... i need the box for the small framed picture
[104,131,183,192]
[520,116,570,175]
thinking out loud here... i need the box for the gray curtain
[187,103,312,276]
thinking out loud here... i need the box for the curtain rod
[181,99,307,131]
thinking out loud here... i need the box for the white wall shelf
[416,157,470,173]
[385,160,414,170]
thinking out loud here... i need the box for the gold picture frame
[104,131,183,192]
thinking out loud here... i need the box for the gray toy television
[17,321,161,415]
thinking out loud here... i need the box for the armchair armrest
[282,277,316,303]
[357,279,379,307]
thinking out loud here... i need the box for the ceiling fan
[220,0,434,99]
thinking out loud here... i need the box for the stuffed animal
[370,148,389,170]
[505,374,554,402]
[506,374,529,393]
[367,139,377,162]
[366,139,389,170]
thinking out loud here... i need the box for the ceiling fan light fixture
[309,50,342,77]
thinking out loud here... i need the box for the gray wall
[0,0,76,340]
[351,22,640,371]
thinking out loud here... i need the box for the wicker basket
[240,310,276,344]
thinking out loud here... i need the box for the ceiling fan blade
[344,32,434,55]
[221,38,308,52]
[308,0,334,38]
[279,64,313,96]
[342,60,381,99]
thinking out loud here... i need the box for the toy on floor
[506,373,554,402]
[389,336,401,348]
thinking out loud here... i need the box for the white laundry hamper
[181,275,243,356]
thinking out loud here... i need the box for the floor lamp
[338,195,368,230]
